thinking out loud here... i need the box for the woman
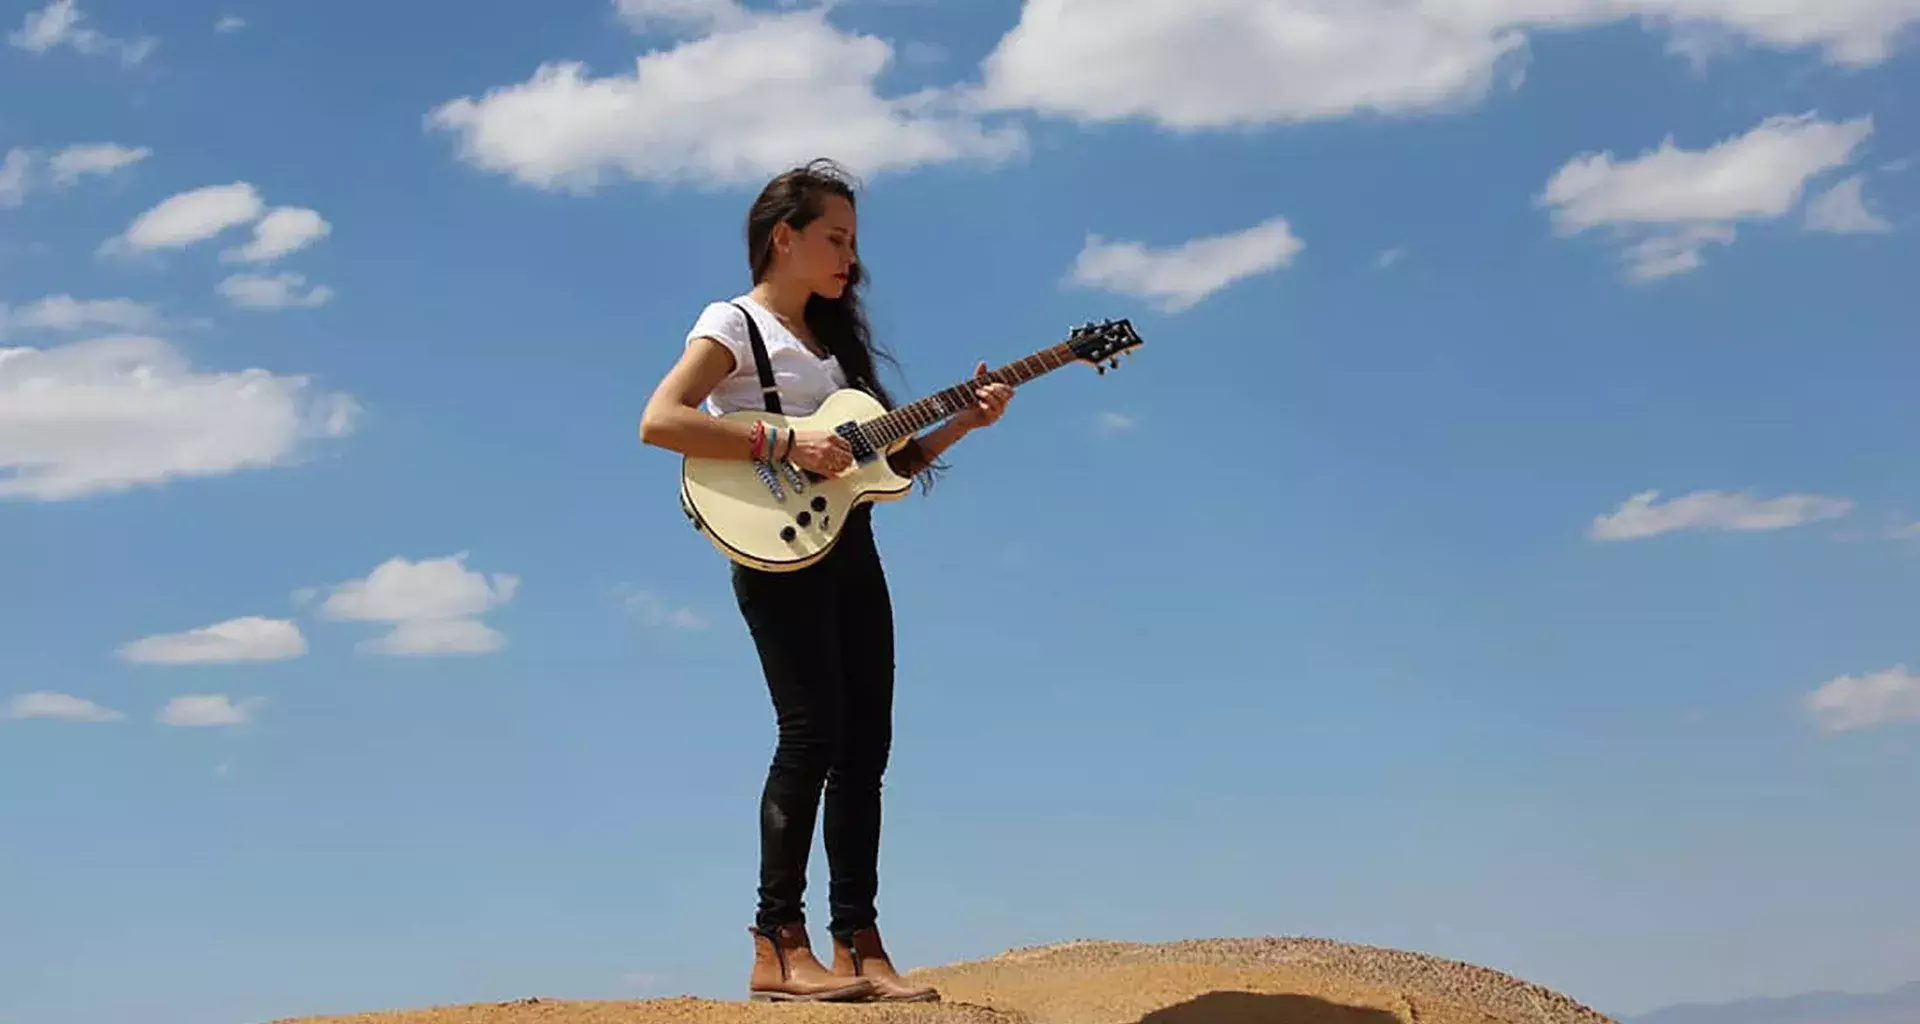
[639,159,1013,1003]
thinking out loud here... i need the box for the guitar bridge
[779,459,807,492]
[753,459,786,501]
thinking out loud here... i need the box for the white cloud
[158,694,259,728]
[1618,223,1737,281]
[1539,113,1876,279]
[1662,20,1742,72]
[222,207,332,263]
[1805,173,1894,234]
[980,0,1527,130]
[0,334,360,502]
[0,143,149,207]
[8,0,154,66]
[614,0,743,32]
[0,294,160,334]
[1095,411,1137,434]
[620,586,706,630]
[1805,664,1920,734]
[214,15,245,33]
[4,691,124,723]
[315,553,519,657]
[117,616,308,665]
[1,148,33,207]
[218,272,334,310]
[1589,489,1854,540]
[359,617,508,656]
[975,0,1920,132]
[1619,0,1920,66]
[426,5,1023,192]
[50,143,150,185]
[1066,215,1303,312]
[6,0,75,51]
[1519,0,1920,67]
[1375,246,1410,269]
[1541,114,1873,232]
[103,182,265,256]
[321,553,518,621]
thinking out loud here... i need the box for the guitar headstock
[1067,318,1144,375]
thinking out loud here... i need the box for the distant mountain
[1627,982,1920,1024]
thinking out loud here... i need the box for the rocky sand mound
[275,936,1618,1024]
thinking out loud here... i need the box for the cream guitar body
[679,388,913,572]
[678,318,1145,573]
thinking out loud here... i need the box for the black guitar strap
[730,301,782,415]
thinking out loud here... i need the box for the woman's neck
[749,279,811,325]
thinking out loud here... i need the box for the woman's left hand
[957,361,1013,430]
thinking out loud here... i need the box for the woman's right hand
[783,428,854,475]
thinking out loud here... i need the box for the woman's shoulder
[687,295,754,338]
[693,295,751,320]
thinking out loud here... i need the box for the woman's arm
[639,336,760,459]
[887,365,1013,476]
[640,336,855,473]
[888,419,970,477]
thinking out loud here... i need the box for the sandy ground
[273,936,1619,1024]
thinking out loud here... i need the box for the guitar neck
[863,341,1077,447]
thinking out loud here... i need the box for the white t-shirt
[684,295,848,417]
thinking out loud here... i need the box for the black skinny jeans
[730,505,895,939]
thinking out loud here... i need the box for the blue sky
[3,1,1918,1022]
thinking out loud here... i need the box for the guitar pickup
[835,422,878,465]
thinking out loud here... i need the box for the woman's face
[779,193,858,300]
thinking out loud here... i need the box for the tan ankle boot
[831,926,939,1002]
[748,923,875,1002]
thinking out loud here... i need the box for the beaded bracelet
[749,420,767,460]
[765,424,779,465]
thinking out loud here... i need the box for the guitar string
[769,328,1128,464]
[856,343,1077,449]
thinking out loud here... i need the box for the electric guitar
[679,318,1144,572]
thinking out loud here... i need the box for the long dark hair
[746,158,945,490]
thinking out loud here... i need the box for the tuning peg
[1108,358,1120,370]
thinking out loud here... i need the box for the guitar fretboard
[862,343,1076,447]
